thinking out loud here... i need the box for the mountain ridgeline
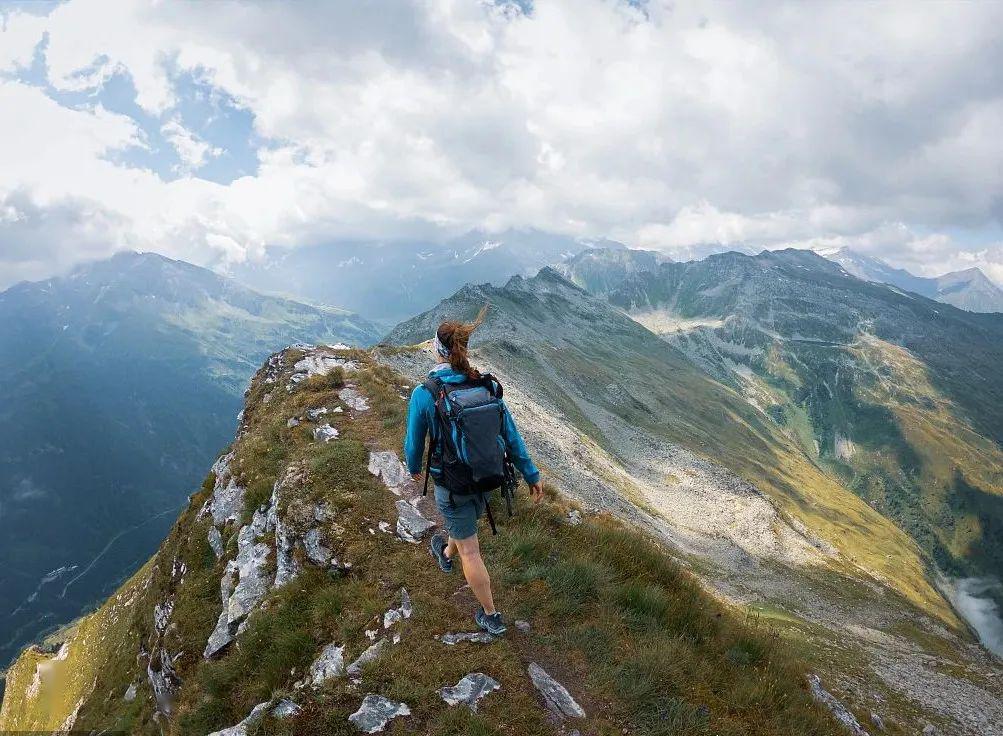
[0,345,850,736]
[828,247,1003,313]
[556,247,1003,586]
[0,252,381,667]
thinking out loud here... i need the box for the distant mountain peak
[821,248,1003,313]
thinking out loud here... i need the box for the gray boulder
[367,451,409,493]
[309,642,346,685]
[382,588,413,629]
[313,423,339,442]
[438,672,501,711]
[123,683,137,702]
[348,695,410,733]
[207,526,224,559]
[339,387,371,412]
[527,662,585,719]
[271,698,302,718]
[396,499,434,543]
[207,701,270,736]
[204,561,238,658]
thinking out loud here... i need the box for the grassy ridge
[2,348,848,735]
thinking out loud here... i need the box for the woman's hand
[411,473,423,483]
[529,481,544,504]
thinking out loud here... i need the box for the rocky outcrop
[288,352,358,388]
[313,423,339,442]
[438,673,500,711]
[348,695,410,733]
[395,499,434,543]
[308,642,346,685]
[206,698,302,736]
[367,451,410,494]
[339,386,371,412]
[347,639,388,677]
[201,451,246,527]
[147,649,181,715]
[527,662,585,720]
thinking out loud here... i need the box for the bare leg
[453,534,496,615]
[444,536,458,561]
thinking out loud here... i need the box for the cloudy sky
[1,0,1002,289]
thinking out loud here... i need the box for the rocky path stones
[437,631,495,645]
[438,672,500,711]
[339,386,371,412]
[395,499,434,542]
[348,695,410,733]
[527,662,586,721]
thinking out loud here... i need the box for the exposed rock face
[208,477,245,527]
[227,509,271,627]
[204,562,238,658]
[438,631,495,645]
[309,642,346,685]
[395,499,434,543]
[527,662,585,720]
[313,423,339,442]
[271,699,302,718]
[289,353,359,387]
[206,701,270,736]
[808,675,869,736]
[382,588,412,629]
[438,672,500,711]
[367,451,409,494]
[306,406,328,421]
[348,695,410,733]
[339,386,371,412]
[153,598,174,635]
[207,526,224,559]
[147,649,181,715]
[204,506,272,658]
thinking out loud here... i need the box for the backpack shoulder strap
[421,376,445,498]
[479,373,503,399]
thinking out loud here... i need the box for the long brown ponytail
[436,304,488,380]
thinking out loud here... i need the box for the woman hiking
[404,307,543,636]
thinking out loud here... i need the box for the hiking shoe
[475,607,507,636]
[429,533,453,573]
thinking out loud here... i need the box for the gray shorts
[434,484,485,540]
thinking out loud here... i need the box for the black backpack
[421,373,516,532]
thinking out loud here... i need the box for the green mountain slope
[557,248,1003,584]
[0,252,381,667]
[0,346,848,736]
[385,268,945,616]
[383,267,1003,733]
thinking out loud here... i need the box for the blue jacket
[404,365,541,485]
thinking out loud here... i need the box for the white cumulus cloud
[1,0,1002,288]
